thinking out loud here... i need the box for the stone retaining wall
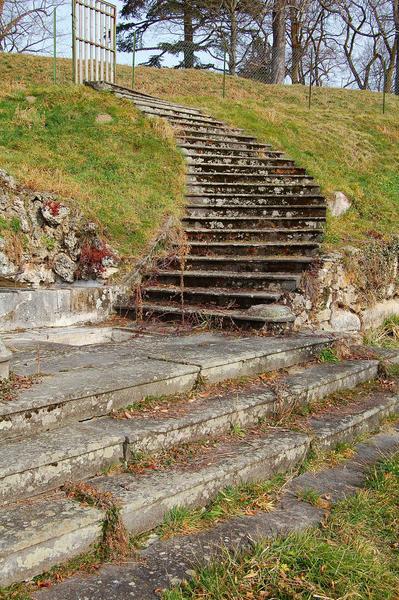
[0,171,119,286]
[292,246,399,333]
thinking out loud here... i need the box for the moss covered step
[185,228,323,243]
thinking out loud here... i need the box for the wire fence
[1,3,393,114]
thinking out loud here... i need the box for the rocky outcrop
[0,171,119,286]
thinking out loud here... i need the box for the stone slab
[32,427,399,600]
[0,422,124,503]
[0,358,199,441]
[309,394,399,450]
[90,430,310,535]
[0,498,103,587]
[0,286,121,332]
[136,333,332,383]
[282,359,379,405]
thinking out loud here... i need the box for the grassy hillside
[0,60,185,258]
[1,52,399,248]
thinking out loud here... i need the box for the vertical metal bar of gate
[72,0,116,84]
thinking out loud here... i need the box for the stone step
[186,241,320,257]
[186,154,296,167]
[112,90,204,116]
[187,182,321,196]
[132,302,295,331]
[179,255,314,273]
[132,105,225,126]
[1,338,343,504]
[185,204,327,218]
[154,269,301,291]
[0,496,103,587]
[181,144,282,158]
[187,173,313,185]
[3,411,399,588]
[187,161,305,175]
[186,193,325,207]
[183,215,326,229]
[178,137,275,151]
[2,334,332,442]
[176,130,259,143]
[67,388,399,539]
[184,228,324,243]
[141,286,282,308]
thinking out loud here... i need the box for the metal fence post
[132,31,137,88]
[53,6,57,83]
[222,49,227,98]
[72,0,76,83]
[308,50,313,110]
[382,74,386,114]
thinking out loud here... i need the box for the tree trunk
[183,1,194,69]
[289,4,301,83]
[0,0,4,50]
[229,6,238,75]
[271,0,287,84]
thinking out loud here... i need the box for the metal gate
[72,0,116,84]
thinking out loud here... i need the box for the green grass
[364,315,399,349]
[0,52,398,250]
[0,74,185,258]
[164,452,399,599]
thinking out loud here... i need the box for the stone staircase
[89,82,326,331]
[1,329,399,587]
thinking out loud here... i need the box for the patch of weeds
[297,488,324,507]
[41,234,56,251]
[158,476,286,540]
[303,441,356,473]
[318,347,340,364]
[164,453,399,600]
[365,315,399,349]
[229,423,245,438]
[64,481,129,561]
[0,373,39,403]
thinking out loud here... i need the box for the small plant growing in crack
[64,481,130,560]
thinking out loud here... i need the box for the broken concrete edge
[0,337,12,380]
[28,426,399,600]
[2,395,398,588]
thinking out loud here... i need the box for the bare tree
[0,0,62,53]
[271,0,287,83]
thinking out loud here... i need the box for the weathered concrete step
[2,334,333,441]
[185,205,327,219]
[11,356,376,508]
[187,173,313,186]
[99,360,381,455]
[186,154,296,167]
[0,497,103,587]
[186,193,325,207]
[183,216,325,229]
[185,229,323,243]
[138,302,295,329]
[154,269,301,291]
[0,421,123,504]
[181,144,281,158]
[181,255,314,273]
[136,106,225,126]
[187,162,305,175]
[187,182,321,196]
[91,430,309,536]
[142,285,282,308]
[186,241,320,257]
[4,418,399,590]
[82,390,399,538]
[178,137,275,150]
